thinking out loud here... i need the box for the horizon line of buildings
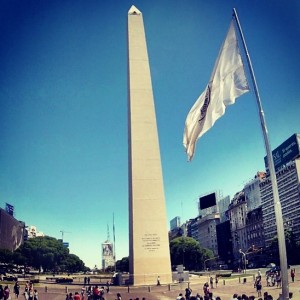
[169,133,300,268]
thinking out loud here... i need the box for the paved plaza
[3,268,299,300]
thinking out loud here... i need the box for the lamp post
[239,249,246,274]
[204,256,219,272]
[239,245,255,274]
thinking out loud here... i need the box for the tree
[115,257,129,272]
[0,236,86,273]
[267,229,300,265]
[170,237,214,271]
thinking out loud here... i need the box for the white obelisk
[127,5,172,286]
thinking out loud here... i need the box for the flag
[183,20,249,161]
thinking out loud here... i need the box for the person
[13,282,20,298]
[157,276,160,286]
[116,293,122,300]
[3,286,10,300]
[185,287,192,299]
[81,287,85,298]
[215,275,218,288]
[93,286,99,300]
[210,276,214,289]
[195,293,202,300]
[176,293,183,300]
[33,290,38,300]
[73,292,81,300]
[0,285,4,300]
[275,272,281,288]
[290,268,295,283]
[203,282,209,297]
[256,277,262,297]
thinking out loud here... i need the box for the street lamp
[239,245,255,274]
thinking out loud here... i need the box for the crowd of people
[172,268,296,300]
[0,269,296,300]
[0,281,38,300]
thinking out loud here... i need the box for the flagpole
[113,213,116,272]
[232,8,289,300]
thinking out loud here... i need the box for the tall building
[197,213,220,256]
[260,159,300,246]
[228,191,247,261]
[260,134,300,248]
[127,5,172,285]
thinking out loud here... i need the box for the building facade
[260,159,300,247]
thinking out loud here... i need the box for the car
[266,263,276,268]
[266,266,280,276]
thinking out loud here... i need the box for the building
[197,213,220,255]
[227,190,247,262]
[169,217,183,240]
[25,225,45,239]
[0,208,25,251]
[260,159,300,247]
[216,220,233,266]
[260,134,300,249]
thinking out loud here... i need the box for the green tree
[170,237,214,271]
[115,257,129,272]
[0,236,86,273]
[268,230,300,265]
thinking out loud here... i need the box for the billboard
[0,208,24,251]
[102,242,113,257]
[264,133,300,172]
[199,192,217,210]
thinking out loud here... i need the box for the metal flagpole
[113,213,116,272]
[233,8,289,300]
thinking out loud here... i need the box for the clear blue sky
[0,0,299,268]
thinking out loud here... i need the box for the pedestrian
[33,290,38,300]
[106,281,110,294]
[256,277,262,297]
[215,275,218,288]
[13,282,20,298]
[210,276,214,289]
[3,286,10,300]
[290,268,295,283]
[116,293,122,300]
[0,285,4,300]
[203,282,209,297]
[185,287,192,299]
[276,272,281,288]
[73,292,81,300]
[176,293,183,300]
[157,276,160,286]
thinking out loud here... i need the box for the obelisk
[127,5,172,286]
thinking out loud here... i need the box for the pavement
[2,268,300,300]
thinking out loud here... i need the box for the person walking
[0,285,4,300]
[290,268,295,283]
[255,277,262,298]
[3,286,10,300]
[13,282,20,298]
